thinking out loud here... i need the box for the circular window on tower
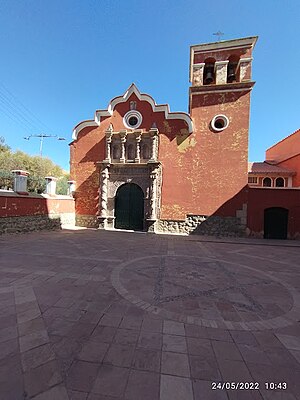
[211,114,229,132]
[123,110,143,129]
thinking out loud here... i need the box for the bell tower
[189,36,258,213]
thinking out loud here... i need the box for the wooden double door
[115,183,144,231]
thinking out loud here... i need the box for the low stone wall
[156,215,246,237]
[75,214,99,228]
[0,191,75,234]
[0,215,61,234]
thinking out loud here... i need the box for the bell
[204,68,214,85]
[227,65,236,83]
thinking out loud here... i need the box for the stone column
[215,61,229,85]
[67,180,76,196]
[135,131,142,163]
[192,63,205,86]
[45,176,57,195]
[11,170,29,193]
[119,131,127,163]
[149,128,159,162]
[238,57,253,81]
[105,125,113,162]
[149,166,159,220]
[99,166,109,219]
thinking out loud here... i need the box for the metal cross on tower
[213,31,224,41]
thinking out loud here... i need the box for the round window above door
[123,110,143,129]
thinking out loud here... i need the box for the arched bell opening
[227,55,240,83]
[203,58,216,85]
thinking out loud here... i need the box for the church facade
[70,36,260,235]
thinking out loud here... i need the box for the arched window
[112,144,121,160]
[127,144,135,160]
[275,177,285,187]
[263,177,272,187]
[203,58,216,85]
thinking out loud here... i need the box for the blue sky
[0,0,299,171]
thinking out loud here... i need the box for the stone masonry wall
[156,215,246,237]
[0,215,61,234]
[75,214,99,228]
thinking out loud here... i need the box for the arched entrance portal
[115,183,144,231]
[264,207,288,239]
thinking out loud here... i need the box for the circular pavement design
[111,255,300,330]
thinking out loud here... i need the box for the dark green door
[115,183,144,231]
[264,207,288,239]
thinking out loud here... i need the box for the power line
[0,87,43,132]
[0,83,50,130]
[0,99,34,134]
[0,83,51,132]
[0,93,40,133]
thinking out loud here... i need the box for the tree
[0,146,68,194]
[0,136,10,153]
[56,174,70,195]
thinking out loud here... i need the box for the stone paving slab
[0,229,299,399]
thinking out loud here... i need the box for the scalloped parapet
[72,83,193,140]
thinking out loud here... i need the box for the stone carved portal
[98,163,162,231]
[98,127,162,231]
[98,162,162,231]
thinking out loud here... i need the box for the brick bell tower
[189,36,257,213]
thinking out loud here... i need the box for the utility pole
[23,134,66,157]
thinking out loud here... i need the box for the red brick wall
[0,193,74,218]
[194,47,253,64]
[266,129,300,187]
[159,89,251,219]
[209,185,300,238]
[266,129,300,161]
[276,156,300,187]
[247,188,300,238]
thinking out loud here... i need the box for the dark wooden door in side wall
[115,183,144,231]
[264,207,288,239]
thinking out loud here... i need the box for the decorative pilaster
[99,165,109,219]
[149,166,159,220]
[192,63,205,86]
[134,131,142,163]
[104,124,113,162]
[215,61,229,84]
[238,57,253,81]
[119,130,127,163]
[149,128,159,162]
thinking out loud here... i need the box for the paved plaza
[0,229,300,400]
